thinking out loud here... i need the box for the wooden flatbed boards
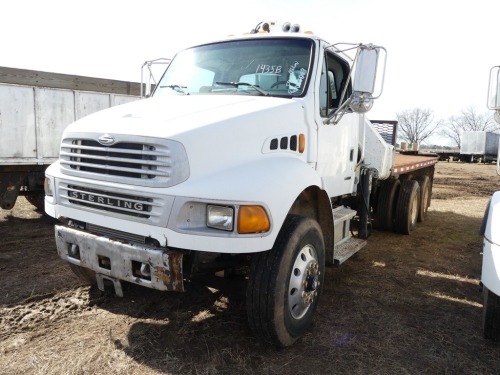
[392,152,439,177]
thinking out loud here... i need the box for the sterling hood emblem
[98,134,116,146]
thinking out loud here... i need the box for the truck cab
[44,21,392,347]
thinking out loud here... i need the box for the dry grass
[1,161,500,375]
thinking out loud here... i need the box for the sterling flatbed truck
[44,21,438,347]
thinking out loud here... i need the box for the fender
[484,191,500,244]
[482,191,500,295]
[165,155,324,251]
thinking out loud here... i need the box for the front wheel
[246,216,325,347]
[483,286,500,341]
[25,192,45,211]
[68,263,97,284]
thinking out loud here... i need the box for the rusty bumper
[55,225,184,293]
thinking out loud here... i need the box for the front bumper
[55,225,185,294]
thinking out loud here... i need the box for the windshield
[154,38,314,97]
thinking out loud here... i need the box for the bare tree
[396,108,442,144]
[441,106,499,148]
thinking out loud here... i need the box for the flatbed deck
[392,152,439,176]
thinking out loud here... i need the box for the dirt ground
[1,161,500,375]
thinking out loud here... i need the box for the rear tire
[373,179,401,231]
[394,179,420,234]
[483,286,500,341]
[246,215,325,347]
[415,175,431,222]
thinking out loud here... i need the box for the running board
[333,206,356,226]
[333,206,357,244]
[334,237,367,265]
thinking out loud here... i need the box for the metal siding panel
[461,131,499,156]
[76,92,111,120]
[113,94,140,106]
[36,88,76,159]
[461,131,483,154]
[0,84,36,158]
[485,132,499,156]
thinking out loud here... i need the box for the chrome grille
[60,140,169,180]
[59,135,189,188]
[67,140,168,178]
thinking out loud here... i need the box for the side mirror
[497,141,500,176]
[488,66,500,113]
[351,44,386,113]
[488,67,500,172]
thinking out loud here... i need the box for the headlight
[44,177,54,197]
[207,205,234,231]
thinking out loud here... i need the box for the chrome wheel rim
[288,244,320,320]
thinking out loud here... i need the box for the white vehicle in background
[480,65,500,341]
[0,67,139,211]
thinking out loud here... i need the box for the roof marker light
[249,21,306,34]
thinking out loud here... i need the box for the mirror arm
[324,97,352,125]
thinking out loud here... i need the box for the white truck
[480,65,500,341]
[44,21,438,347]
[0,67,139,210]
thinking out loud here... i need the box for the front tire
[246,216,325,347]
[483,286,500,341]
[68,263,97,284]
[25,193,45,211]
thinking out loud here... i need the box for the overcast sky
[3,0,500,145]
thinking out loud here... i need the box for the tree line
[395,107,500,147]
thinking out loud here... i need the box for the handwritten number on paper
[256,64,282,74]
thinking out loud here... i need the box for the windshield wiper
[215,81,269,96]
[159,84,189,95]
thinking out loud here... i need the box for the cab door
[314,49,360,198]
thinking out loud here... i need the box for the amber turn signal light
[237,205,270,234]
[299,133,305,153]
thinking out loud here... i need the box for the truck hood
[60,93,310,190]
[64,95,303,138]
